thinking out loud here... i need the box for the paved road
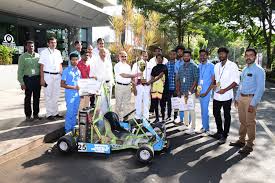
[0,82,275,183]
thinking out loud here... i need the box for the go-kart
[57,82,169,163]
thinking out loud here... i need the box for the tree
[134,0,206,45]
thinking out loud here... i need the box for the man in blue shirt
[61,53,81,133]
[166,50,178,121]
[197,49,215,134]
[176,50,199,134]
[230,48,265,155]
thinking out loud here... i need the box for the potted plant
[0,45,13,65]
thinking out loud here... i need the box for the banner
[78,79,101,96]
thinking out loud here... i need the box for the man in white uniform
[39,37,63,120]
[114,51,140,121]
[90,48,114,101]
[149,46,168,67]
[132,51,152,121]
[92,38,112,64]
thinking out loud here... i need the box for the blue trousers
[65,92,80,133]
[199,92,211,131]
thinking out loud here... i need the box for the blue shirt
[62,66,81,94]
[175,59,195,74]
[166,60,176,91]
[198,62,214,94]
[178,62,199,94]
[235,63,265,106]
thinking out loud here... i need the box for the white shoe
[197,128,206,134]
[178,125,188,131]
[174,116,181,123]
[186,128,195,135]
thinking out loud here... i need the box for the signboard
[78,79,101,96]
[78,142,111,154]
[2,34,16,49]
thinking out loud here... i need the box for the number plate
[78,143,111,154]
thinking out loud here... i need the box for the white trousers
[183,94,196,129]
[44,73,61,117]
[135,85,151,119]
[115,84,131,121]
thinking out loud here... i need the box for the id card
[183,78,186,83]
[31,69,35,75]
[200,80,204,85]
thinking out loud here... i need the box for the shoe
[166,117,172,122]
[186,128,195,135]
[178,125,188,131]
[33,115,42,120]
[238,145,253,154]
[25,116,33,122]
[197,128,206,134]
[47,116,56,121]
[229,141,245,148]
[55,114,63,119]
[210,132,222,140]
[152,119,159,124]
[218,137,227,145]
[174,116,181,123]
[205,131,212,136]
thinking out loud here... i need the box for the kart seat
[104,112,129,133]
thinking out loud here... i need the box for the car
[57,82,169,164]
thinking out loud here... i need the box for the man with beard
[230,48,265,155]
[212,47,240,144]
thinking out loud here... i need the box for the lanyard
[200,64,207,79]
[218,63,226,82]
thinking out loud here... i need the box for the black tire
[163,139,171,152]
[57,135,75,154]
[136,145,154,163]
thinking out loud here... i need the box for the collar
[247,62,256,68]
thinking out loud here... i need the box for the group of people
[17,36,265,155]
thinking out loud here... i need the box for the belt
[44,71,59,75]
[241,93,254,97]
[116,82,131,86]
[23,75,40,78]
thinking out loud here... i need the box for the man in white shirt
[39,37,63,120]
[114,51,140,121]
[92,38,112,64]
[212,47,240,144]
[149,46,168,67]
[132,51,152,121]
[90,48,114,101]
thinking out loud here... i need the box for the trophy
[138,60,147,84]
[197,85,202,95]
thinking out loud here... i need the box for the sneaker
[210,132,222,140]
[229,140,245,148]
[152,119,159,124]
[197,128,206,134]
[218,137,227,145]
[186,128,195,135]
[25,116,33,122]
[205,130,212,136]
[165,117,172,122]
[238,145,253,154]
[33,115,42,120]
[174,116,181,123]
[178,125,188,131]
[47,116,56,121]
[54,114,63,119]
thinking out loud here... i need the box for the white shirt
[132,60,152,83]
[90,56,113,84]
[148,56,168,67]
[114,61,132,84]
[213,60,240,101]
[39,48,63,72]
[92,47,112,64]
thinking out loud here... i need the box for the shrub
[0,45,13,65]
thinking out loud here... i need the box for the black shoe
[229,141,245,148]
[33,115,42,120]
[47,116,56,121]
[210,132,222,140]
[152,119,159,124]
[25,116,33,122]
[55,114,63,119]
[218,137,227,145]
[238,145,253,154]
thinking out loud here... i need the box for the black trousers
[23,75,41,117]
[167,90,178,119]
[213,99,232,138]
[152,94,168,120]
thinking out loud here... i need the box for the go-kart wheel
[136,145,154,163]
[57,135,75,154]
[163,139,171,152]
